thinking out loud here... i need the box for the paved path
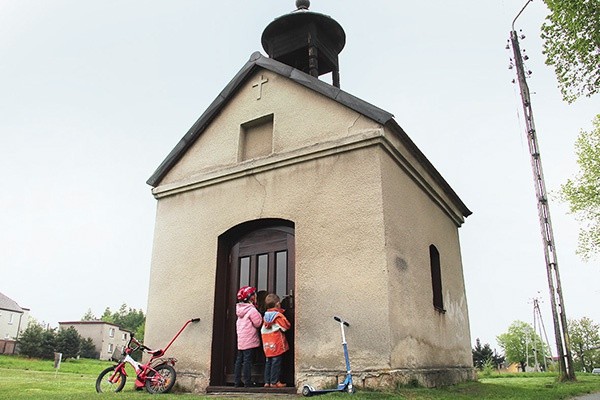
[572,394,600,400]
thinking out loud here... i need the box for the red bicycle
[95,318,200,394]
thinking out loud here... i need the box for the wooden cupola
[261,0,346,88]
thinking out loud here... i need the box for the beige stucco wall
[158,70,378,189]
[59,322,130,360]
[380,148,472,371]
[145,68,472,392]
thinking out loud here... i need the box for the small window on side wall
[429,245,446,313]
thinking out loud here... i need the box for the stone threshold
[206,386,297,395]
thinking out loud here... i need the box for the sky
[1,0,598,354]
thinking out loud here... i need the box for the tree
[56,326,81,360]
[81,309,96,321]
[39,329,57,359]
[568,317,600,372]
[472,338,505,370]
[560,114,600,260]
[17,322,44,358]
[101,303,145,342]
[80,337,99,359]
[541,0,600,103]
[497,321,548,372]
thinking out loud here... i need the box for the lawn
[1,355,599,399]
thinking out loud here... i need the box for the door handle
[286,289,294,309]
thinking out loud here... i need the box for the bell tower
[261,0,346,88]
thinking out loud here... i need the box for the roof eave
[147,52,394,187]
[146,52,471,220]
[385,119,472,218]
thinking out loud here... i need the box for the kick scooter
[302,316,355,396]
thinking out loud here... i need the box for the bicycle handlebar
[124,318,200,357]
[334,316,350,327]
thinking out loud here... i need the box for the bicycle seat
[147,349,165,357]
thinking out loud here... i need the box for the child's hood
[236,302,257,318]
[263,308,285,328]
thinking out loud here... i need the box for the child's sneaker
[264,383,271,387]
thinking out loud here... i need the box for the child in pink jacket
[234,286,262,387]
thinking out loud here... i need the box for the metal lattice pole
[509,1,575,381]
[533,297,552,371]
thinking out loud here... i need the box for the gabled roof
[59,320,132,333]
[0,292,25,313]
[147,52,471,218]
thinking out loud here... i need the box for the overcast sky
[1,0,598,353]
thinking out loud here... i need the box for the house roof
[58,320,132,333]
[147,51,471,218]
[0,292,25,313]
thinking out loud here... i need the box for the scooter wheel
[302,385,313,397]
[347,385,356,394]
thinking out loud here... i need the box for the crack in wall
[251,173,267,217]
[347,114,361,134]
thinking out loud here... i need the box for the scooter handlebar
[190,318,201,323]
[333,316,349,327]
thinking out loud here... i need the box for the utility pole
[532,296,552,371]
[508,0,575,381]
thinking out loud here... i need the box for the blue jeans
[264,355,283,384]
[234,348,254,386]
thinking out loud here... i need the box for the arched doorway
[210,219,295,389]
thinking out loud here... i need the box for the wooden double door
[215,225,295,387]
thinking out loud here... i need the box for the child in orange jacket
[261,293,291,388]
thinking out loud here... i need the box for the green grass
[1,355,599,399]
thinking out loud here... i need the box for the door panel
[223,227,295,386]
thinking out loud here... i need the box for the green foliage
[2,355,600,400]
[17,322,102,361]
[100,303,145,341]
[497,321,549,372]
[0,354,114,375]
[472,338,505,370]
[55,327,81,360]
[16,322,45,358]
[39,329,57,359]
[480,358,496,377]
[560,114,600,260]
[79,337,99,359]
[568,317,600,372]
[135,321,145,340]
[80,309,96,321]
[541,0,600,103]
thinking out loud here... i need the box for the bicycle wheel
[96,365,127,393]
[145,363,177,394]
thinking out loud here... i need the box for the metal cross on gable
[252,75,268,100]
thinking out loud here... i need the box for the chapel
[144,1,474,394]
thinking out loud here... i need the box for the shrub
[16,323,44,358]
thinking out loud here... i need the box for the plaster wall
[0,309,23,340]
[145,68,472,391]
[379,148,473,376]
[59,322,130,360]
[145,145,391,390]
[159,70,377,187]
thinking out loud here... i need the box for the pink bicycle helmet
[237,286,256,302]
